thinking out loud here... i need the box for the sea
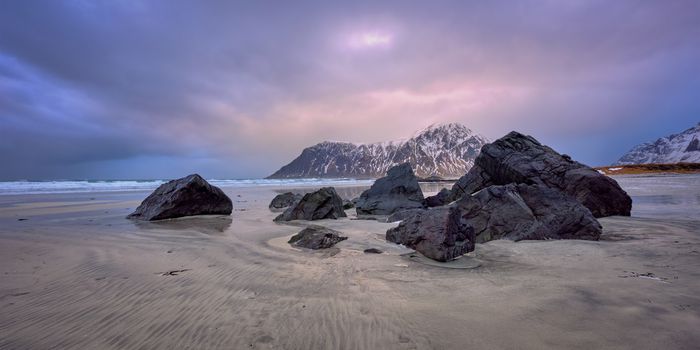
[0,178,375,195]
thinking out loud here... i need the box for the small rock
[288,225,348,249]
[363,248,383,254]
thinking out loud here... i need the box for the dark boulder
[288,225,348,249]
[127,174,232,221]
[385,183,602,262]
[274,187,347,221]
[355,163,425,215]
[450,132,632,217]
[386,207,475,262]
[457,184,602,242]
[269,192,302,209]
[425,188,452,207]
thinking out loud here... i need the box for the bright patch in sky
[348,31,393,49]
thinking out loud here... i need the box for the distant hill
[267,123,489,179]
[616,122,700,165]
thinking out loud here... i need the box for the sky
[1,0,699,180]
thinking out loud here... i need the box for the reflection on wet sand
[130,215,234,235]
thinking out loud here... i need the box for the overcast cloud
[1,1,699,179]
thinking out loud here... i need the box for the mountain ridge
[615,122,700,165]
[267,123,489,179]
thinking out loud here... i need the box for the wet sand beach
[1,176,699,349]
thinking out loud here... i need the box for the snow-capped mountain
[616,122,700,165]
[267,123,489,179]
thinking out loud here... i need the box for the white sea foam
[0,178,374,195]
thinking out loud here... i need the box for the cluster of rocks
[374,132,631,261]
[269,187,350,249]
[128,175,351,250]
[127,131,632,261]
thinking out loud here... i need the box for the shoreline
[2,170,697,197]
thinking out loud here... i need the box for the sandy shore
[1,177,699,349]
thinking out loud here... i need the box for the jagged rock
[386,207,475,262]
[355,163,425,215]
[127,174,232,221]
[288,225,347,249]
[450,131,632,217]
[274,187,347,221]
[363,248,383,254]
[425,188,452,207]
[457,184,602,242]
[385,183,602,262]
[448,164,492,202]
[269,192,302,209]
[386,208,425,223]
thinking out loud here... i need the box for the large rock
[355,163,425,215]
[127,174,232,221]
[274,187,347,221]
[450,132,632,217]
[386,183,602,262]
[288,225,348,249]
[386,207,475,262]
[457,184,602,242]
[269,192,302,209]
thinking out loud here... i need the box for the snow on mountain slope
[267,123,489,179]
[616,122,700,165]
